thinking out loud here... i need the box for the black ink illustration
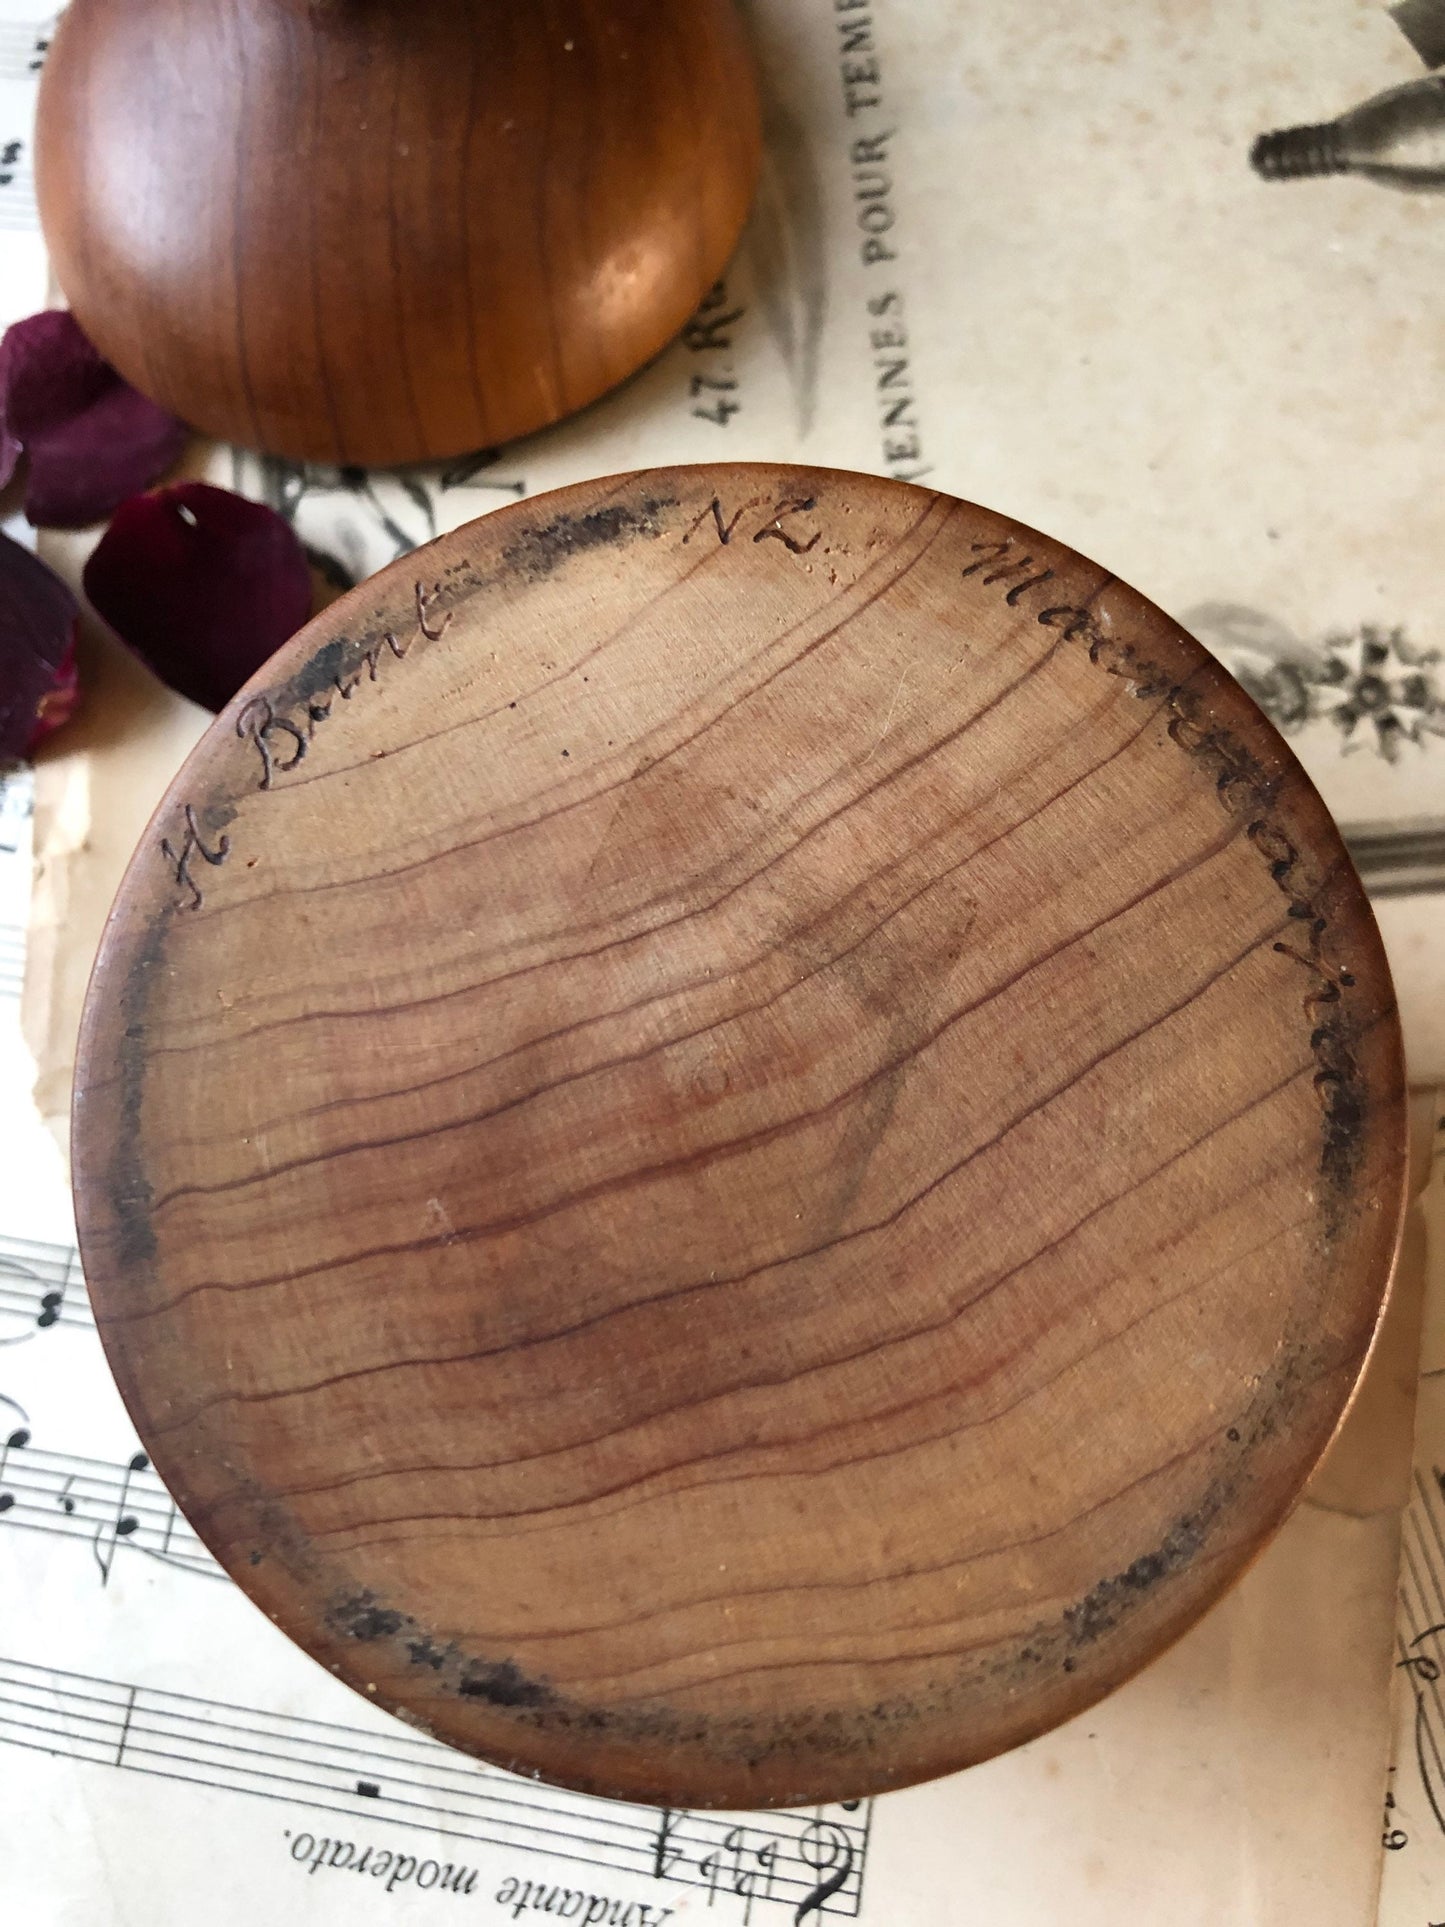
[1254,74,1445,186]
[1187,603,1445,897]
[738,6,828,438]
[1187,604,1445,762]
[1395,0,1445,67]
[1252,0,1445,186]
[231,446,527,587]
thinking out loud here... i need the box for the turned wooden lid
[72,466,1407,1808]
[36,0,761,465]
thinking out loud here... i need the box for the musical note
[0,18,54,82]
[0,1233,92,1344]
[702,1826,780,1922]
[0,1432,217,1580]
[649,1806,863,1917]
[0,134,36,232]
[0,1654,869,1916]
[91,1451,145,1584]
[750,1840,781,1915]
[0,1425,28,1514]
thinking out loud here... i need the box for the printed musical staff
[0,1432,217,1581]
[0,1655,868,1916]
[0,920,22,999]
[0,17,52,82]
[0,1231,90,1341]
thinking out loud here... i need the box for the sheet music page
[1370,1113,1445,1926]
[5,1,1445,1921]
[0,6,47,304]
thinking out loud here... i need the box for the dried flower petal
[29,632,80,748]
[83,483,313,712]
[0,310,106,486]
[0,528,81,760]
[0,310,189,529]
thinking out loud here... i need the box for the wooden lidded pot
[72,466,1407,1809]
[34,0,762,465]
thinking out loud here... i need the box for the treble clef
[794,1820,853,1923]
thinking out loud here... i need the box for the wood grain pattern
[71,465,1408,1808]
[34,0,761,465]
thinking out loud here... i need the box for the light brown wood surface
[35,0,761,465]
[71,466,1407,1808]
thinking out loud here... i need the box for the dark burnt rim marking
[499,498,674,584]
[322,1430,1221,1726]
[103,905,176,1272]
[1051,1308,1369,1667]
[299,1326,1352,1766]
[265,493,727,798]
[570,1430,1229,1708]
[202,473,750,809]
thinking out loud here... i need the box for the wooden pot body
[35,0,762,464]
[72,466,1407,1808]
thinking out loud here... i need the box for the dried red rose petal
[0,528,81,759]
[83,483,313,712]
[0,310,189,529]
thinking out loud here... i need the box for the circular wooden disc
[73,466,1406,1808]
